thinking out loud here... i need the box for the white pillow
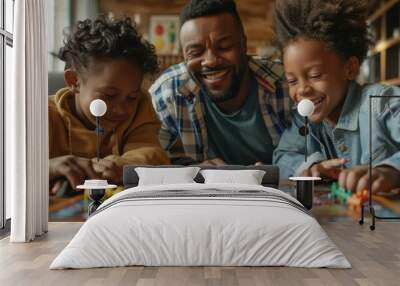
[200,169,266,185]
[135,167,201,186]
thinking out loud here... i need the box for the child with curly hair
[273,0,400,194]
[49,15,169,194]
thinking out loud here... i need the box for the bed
[50,165,350,269]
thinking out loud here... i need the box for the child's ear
[346,56,360,80]
[64,69,80,93]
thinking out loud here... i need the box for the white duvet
[50,183,351,269]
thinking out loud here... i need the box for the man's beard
[190,67,244,103]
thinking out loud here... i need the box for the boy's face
[180,13,248,103]
[283,38,358,124]
[71,59,143,132]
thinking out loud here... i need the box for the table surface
[49,181,400,222]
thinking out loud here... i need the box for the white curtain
[7,0,49,242]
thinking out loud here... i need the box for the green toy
[330,182,352,204]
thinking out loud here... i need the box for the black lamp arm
[304,116,308,162]
[95,117,104,162]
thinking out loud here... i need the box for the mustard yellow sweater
[49,88,170,166]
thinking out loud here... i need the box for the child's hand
[49,155,99,189]
[91,159,123,185]
[338,165,400,194]
[302,158,346,179]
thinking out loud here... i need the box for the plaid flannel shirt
[149,56,292,163]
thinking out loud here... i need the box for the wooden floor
[1,213,400,286]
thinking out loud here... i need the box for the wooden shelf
[372,35,400,55]
[368,0,400,23]
[382,78,400,85]
[365,1,400,85]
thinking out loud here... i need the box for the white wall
[47,0,71,72]
[47,0,99,72]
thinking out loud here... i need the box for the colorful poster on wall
[149,16,180,55]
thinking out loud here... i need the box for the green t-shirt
[203,77,274,165]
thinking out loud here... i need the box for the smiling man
[150,0,292,165]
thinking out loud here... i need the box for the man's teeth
[203,70,229,79]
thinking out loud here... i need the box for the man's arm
[149,76,199,163]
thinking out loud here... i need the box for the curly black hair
[180,0,244,32]
[273,0,371,63]
[59,15,159,77]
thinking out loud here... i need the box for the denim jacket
[273,81,400,178]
